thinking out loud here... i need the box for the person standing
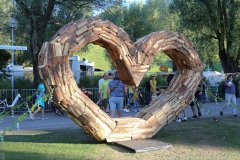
[238,79,240,98]
[107,72,127,118]
[189,80,205,118]
[167,73,174,85]
[99,73,110,112]
[30,81,45,120]
[97,74,104,100]
[200,79,207,103]
[190,100,201,118]
[125,85,134,112]
[220,74,237,117]
[150,74,157,103]
[130,87,142,112]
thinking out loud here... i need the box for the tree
[0,50,11,79]
[100,0,179,69]
[0,0,12,44]
[100,0,176,41]
[14,0,118,85]
[171,0,240,73]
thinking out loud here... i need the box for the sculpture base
[115,139,172,153]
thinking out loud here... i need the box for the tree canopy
[0,50,11,79]
[9,0,119,85]
[1,0,239,85]
[171,0,240,72]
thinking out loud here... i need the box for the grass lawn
[77,44,111,71]
[1,117,240,160]
[76,44,171,72]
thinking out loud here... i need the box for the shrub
[0,77,34,89]
[78,76,101,88]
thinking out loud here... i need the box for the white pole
[11,27,15,101]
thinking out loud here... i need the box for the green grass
[1,117,240,160]
[76,44,111,71]
[0,129,104,160]
[76,44,172,72]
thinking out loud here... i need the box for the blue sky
[93,0,146,15]
[126,0,146,4]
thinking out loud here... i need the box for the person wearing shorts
[108,72,127,118]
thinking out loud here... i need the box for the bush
[0,79,11,89]
[78,76,101,88]
[0,77,34,89]
[14,77,34,89]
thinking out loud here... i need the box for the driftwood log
[38,18,203,142]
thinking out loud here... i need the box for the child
[130,87,142,112]
[30,81,45,120]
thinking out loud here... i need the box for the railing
[0,86,169,113]
[0,89,53,113]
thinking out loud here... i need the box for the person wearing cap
[150,74,157,102]
[30,80,45,120]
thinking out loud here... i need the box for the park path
[1,100,240,131]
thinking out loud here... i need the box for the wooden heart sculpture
[38,18,203,142]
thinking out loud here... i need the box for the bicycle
[0,94,21,117]
[0,93,33,118]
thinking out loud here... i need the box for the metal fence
[0,86,169,113]
[0,89,46,113]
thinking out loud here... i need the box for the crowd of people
[176,73,240,122]
[97,72,144,118]
[30,72,240,120]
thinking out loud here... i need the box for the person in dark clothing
[220,74,237,117]
[167,74,175,85]
[190,81,204,118]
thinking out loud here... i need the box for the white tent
[203,71,225,86]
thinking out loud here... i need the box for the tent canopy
[203,71,225,86]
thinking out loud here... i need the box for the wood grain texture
[38,18,203,142]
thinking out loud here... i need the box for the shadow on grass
[103,117,240,153]
[154,117,240,149]
[1,150,91,160]
[107,143,134,153]
[3,129,100,144]
[3,117,240,151]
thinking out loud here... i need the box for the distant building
[4,64,33,80]
[69,56,95,82]
[2,56,97,83]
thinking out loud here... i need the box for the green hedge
[78,76,101,88]
[0,77,34,89]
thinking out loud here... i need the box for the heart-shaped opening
[38,18,203,142]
